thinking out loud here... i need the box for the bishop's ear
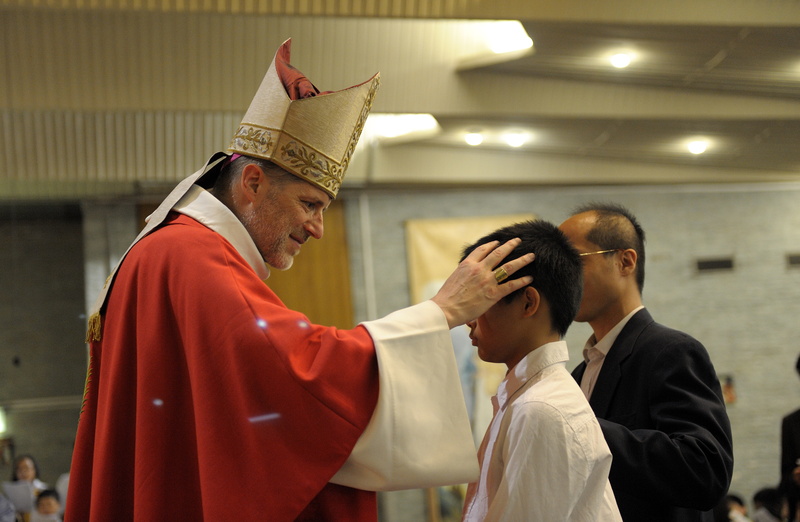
[239,163,267,203]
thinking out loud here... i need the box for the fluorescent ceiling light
[370,114,438,138]
[487,21,534,54]
[361,113,441,143]
[457,20,534,70]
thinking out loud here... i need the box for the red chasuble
[67,214,380,521]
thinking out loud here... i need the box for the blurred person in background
[780,354,800,522]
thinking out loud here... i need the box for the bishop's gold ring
[494,266,509,284]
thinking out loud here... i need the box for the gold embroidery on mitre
[230,125,275,157]
[275,76,380,198]
[279,140,342,196]
[340,76,380,174]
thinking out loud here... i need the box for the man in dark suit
[781,354,800,522]
[559,202,733,522]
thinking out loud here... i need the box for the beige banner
[405,213,535,522]
[405,214,535,304]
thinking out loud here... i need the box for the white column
[80,201,138,319]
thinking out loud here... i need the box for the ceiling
[425,19,800,176]
[2,0,800,199]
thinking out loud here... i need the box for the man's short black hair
[461,220,582,337]
[752,487,785,518]
[571,202,646,293]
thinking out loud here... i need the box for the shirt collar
[583,305,645,360]
[170,184,271,281]
[495,340,569,411]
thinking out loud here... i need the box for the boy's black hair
[461,220,582,337]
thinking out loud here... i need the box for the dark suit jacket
[572,308,733,522]
[781,408,800,519]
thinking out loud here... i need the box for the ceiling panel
[423,117,800,173]
[477,22,800,98]
[2,2,800,199]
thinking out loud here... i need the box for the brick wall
[0,205,86,487]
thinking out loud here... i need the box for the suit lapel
[572,360,587,384]
[588,308,653,417]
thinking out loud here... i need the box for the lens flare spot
[249,413,281,423]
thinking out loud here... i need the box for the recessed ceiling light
[502,131,529,148]
[465,132,484,146]
[687,140,708,155]
[610,53,632,68]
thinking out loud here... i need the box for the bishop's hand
[431,238,535,329]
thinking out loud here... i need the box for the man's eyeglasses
[578,249,622,257]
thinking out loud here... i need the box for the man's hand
[431,238,535,329]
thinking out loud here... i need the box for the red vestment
[67,213,380,521]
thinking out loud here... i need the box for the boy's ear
[521,286,540,318]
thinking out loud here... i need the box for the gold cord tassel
[85,312,102,343]
[80,354,93,415]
